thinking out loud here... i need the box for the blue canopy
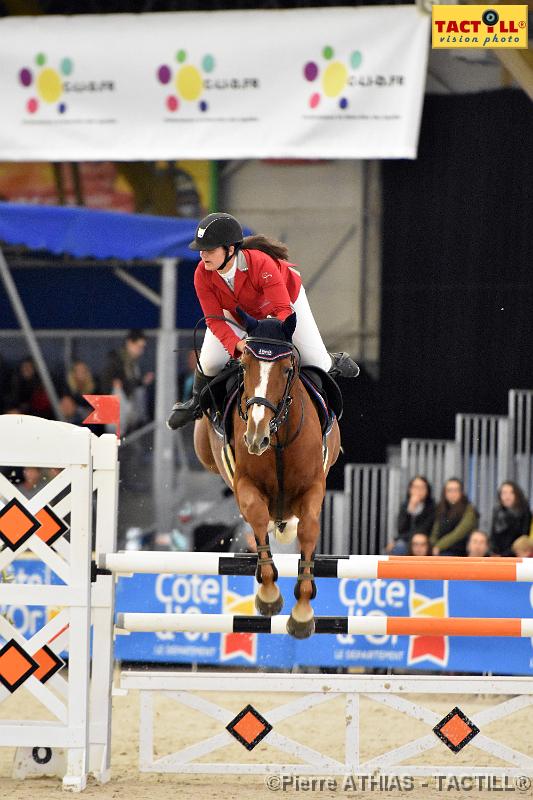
[0,202,199,260]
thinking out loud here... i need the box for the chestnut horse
[194,310,341,638]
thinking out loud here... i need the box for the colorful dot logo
[18,54,72,114]
[157,50,214,113]
[303,46,362,110]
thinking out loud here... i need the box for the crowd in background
[388,475,533,559]
[0,329,154,435]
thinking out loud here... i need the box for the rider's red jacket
[194,248,302,358]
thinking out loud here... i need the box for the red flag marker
[82,395,120,438]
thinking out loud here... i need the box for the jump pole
[99,551,533,582]
[116,612,533,637]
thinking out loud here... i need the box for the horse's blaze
[246,361,273,453]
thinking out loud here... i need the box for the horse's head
[237,307,298,456]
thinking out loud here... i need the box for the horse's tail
[269,516,298,545]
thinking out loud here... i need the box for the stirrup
[166,397,202,430]
[329,352,360,378]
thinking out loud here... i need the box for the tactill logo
[157,49,215,113]
[18,53,73,114]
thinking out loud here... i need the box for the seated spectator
[408,531,432,556]
[66,360,99,407]
[466,530,491,557]
[490,481,532,557]
[7,357,52,418]
[511,536,533,558]
[430,478,479,556]
[386,475,435,555]
[18,467,44,498]
[59,394,85,425]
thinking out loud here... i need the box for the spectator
[18,467,43,498]
[180,349,198,402]
[386,475,435,555]
[101,329,154,435]
[59,394,85,425]
[511,536,533,558]
[7,357,52,418]
[466,530,491,558]
[408,531,432,556]
[0,353,12,414]
[430,478,479,556]
[66,360,98,406]
[490,481,532,557]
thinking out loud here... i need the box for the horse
[194,309,341,638]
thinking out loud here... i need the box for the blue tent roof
[0,202,199,260]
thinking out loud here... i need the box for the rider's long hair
[241,234,289,261]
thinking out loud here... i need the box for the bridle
[238,336,302,438]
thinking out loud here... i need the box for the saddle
[198,362,343,442]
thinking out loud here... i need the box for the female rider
[168,212,359,429]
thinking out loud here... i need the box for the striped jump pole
[99,551,533,582]
[116,612,533,637]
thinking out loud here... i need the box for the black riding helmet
[189,212,244,271]
[189,212,243,251]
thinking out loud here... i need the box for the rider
[167,212,359,429]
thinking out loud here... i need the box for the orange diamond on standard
[35,506,69,546]
[32,645,64,683]
[0,639,38,693]
[433,706,480,753]
[0,498,40,551]
[226,704,272,750]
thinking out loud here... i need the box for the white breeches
[198,286,332,376]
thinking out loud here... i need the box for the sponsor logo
[197,227,205,238]
[220,582,257,663]
[17,53,115,116]
[303,45,404,111]
[259,348,273,356]
[407,581,449,667]
[432,5,528,48]
[157,49,214,113]
[18,53,73,115]
[157,49,260,114]
[261,272,273,279]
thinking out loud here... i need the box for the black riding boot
[329,352,360,378]
[167,370,212,430]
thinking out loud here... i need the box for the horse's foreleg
[287,484,324,639]
[235,477,283,616]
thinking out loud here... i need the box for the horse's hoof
[255,592,284,617]
[286,615,315,639]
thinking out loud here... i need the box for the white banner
[0,8,429,161]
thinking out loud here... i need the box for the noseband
[238,336,300,436]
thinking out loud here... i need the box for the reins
[192,314,306,530]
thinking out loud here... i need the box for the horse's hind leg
[287,484,323,639]
[235,477,283,616]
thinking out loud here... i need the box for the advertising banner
[6,561,530,674]
[113,572,533,674]
[0,8,429,161]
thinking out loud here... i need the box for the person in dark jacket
[430,478,479,556]
[490,481,532,557]
[387,475,435,555]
